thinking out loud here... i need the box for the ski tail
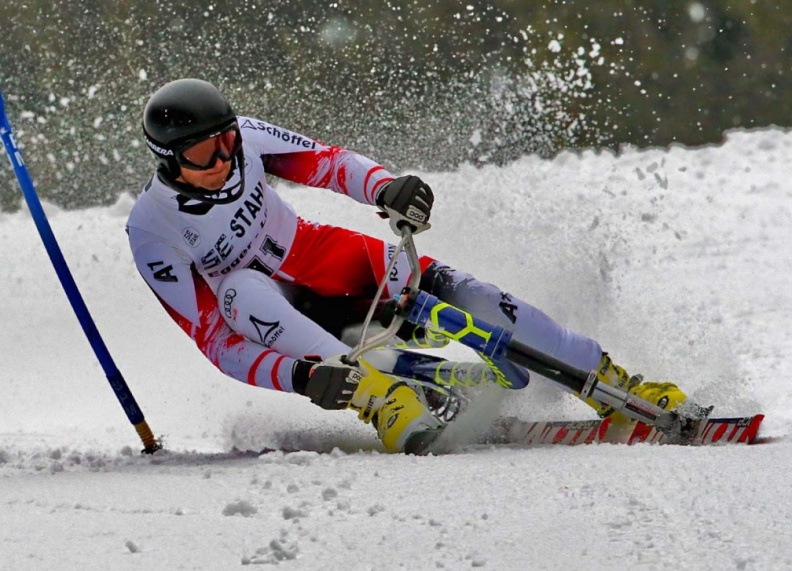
[490,418,611,446]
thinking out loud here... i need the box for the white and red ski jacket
[126,117,394,392]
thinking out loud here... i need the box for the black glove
[375,175,434,235]
[292,356,361,410]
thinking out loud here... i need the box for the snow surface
[1,129,792,570]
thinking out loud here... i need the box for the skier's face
[176,154,233,190]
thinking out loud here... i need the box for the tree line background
[0,0,790,210]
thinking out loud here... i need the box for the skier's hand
[375,175,433,235]
[292,356,361,410]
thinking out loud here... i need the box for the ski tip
[629,413,766,446]
[741,414,765,444]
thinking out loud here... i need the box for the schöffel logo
[238,119,317,150]
[145,138,174,156]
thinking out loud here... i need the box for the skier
[127,78,687,453]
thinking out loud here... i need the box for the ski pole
[0,87,160,453]
[345,224,421,364]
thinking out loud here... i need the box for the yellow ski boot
[586,353,688,425]
[348,360,442,453]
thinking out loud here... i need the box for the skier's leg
[277,218,440,346]
[348,363,442,453]
[218,268,349,359]
[277,218,435,298]
[420,262,688,418]
[419,262,602,373]
[593,355,687,422]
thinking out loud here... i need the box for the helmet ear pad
[153,148,182,183]
[155,160,181,187]
[142,122,184,181]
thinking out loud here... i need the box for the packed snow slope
[1,128,791,570]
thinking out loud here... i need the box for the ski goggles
[176,125,242,170]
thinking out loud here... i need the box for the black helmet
[143,79,244,203]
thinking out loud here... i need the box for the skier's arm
[129,230,299,392]
[240,118,434,232]
[375,175,434,234]
[292,357,362,410]
[239,117,394,206]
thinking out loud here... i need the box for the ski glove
[292,356,362,410]
[375,175,433,235]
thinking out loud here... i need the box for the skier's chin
[198,178,226,191]
[178,159,232,191]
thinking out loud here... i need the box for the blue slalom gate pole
[0,87,160,453]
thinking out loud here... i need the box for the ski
[627,414,765,445]
[235,414,766,457]
[490,418,612,446]
[488,414,765,447]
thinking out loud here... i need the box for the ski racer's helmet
[143,78,244,203]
